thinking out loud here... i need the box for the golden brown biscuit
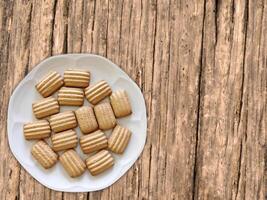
[75,106,98,134]
[64,70,90,88]
[108,125,131,154]
[49,111,77,133]
[110,90,132,117]
[24,120,51,140]
[31,140,58,169]
[36,71,64,97]
[94,102,116,130]
[32,97,60,119]
[84,80,112,104]
[51,130,78,152]
[59,149,86,177]
[80,130,108,154]
[58,87,84,106]
[86,150,114,176]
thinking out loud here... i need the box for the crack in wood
[192,1,206,199]
[50,0,58,55]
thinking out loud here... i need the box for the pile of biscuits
[24,70,132,177]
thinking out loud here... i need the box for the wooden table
[0,0,266,199]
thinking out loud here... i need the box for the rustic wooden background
[0,0,266,199]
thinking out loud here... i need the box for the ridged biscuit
[59,149,86,177]
[108,125,131,154]
[94,102,116,130]
[58,87,84,106]
[36,71,64,97]
[51,130,78,151]
[31,140,58,169]
[110,90,132,117]
[64,70,90,88]
[32,97,60,119]
[49,111,77,133]
[75,106,98,134]
[80,130,108,154]
[86,150,114,176]
[85,80,112,105]
[24,120,51,140]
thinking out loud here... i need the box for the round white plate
[7,54,147,192]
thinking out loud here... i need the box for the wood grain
[0,0,266,199]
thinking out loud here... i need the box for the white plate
[7,54,147,192]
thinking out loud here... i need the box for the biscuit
[84,80,112,104]
[110,90,132,117]
[36,71,64,97]
[32,97,60,119]
[86,150,114,176]
[108,125,131,154]
[80,130,108,154]
[31,140,58,169]
[51,130,78,152]
[75,106,98,134]
[58,87,84,106]
[59,149,86,177]
[24,120,51,140]
[64,70,90,88]
[94,102,116,130]
[49,111,77,133]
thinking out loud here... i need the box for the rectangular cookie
[31,140,58,169]
[51,130,78,152]
[36,71,64,97]
[80,130,108,154]
[64,70,90,88]
[24,120,51,140]
[85,80,112,105]
[94,102,116,130]
[58,87,84,106]
[110,90,132,117]
[86,150,114,176]
[75,106,98,134]
[49,111,77,133]
[108,125,131,154]
[59,149,86,177]
[32,97,60,119]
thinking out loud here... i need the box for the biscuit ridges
[80,130,108,154]
[108,125,131,154]
[59,149,86,177]
[64,70,90,88]
[85,80,112,104]
[36,71,64,97]
[94,102,116,130]
[31,140,58,169]
[110,90,132,117]
[86,150,114,176]
[49,111,77,133]
[24,120,51,140]
[32,97,60,119]
[58,87,84,106]
[51,130,78,151]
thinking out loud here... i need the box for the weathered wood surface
[0,0,266,199]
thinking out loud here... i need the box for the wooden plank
[194,0,266,199]
[0,0,19,199]
[238,0,266,199]
[166,0,205,199]
[18,0,56,199]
